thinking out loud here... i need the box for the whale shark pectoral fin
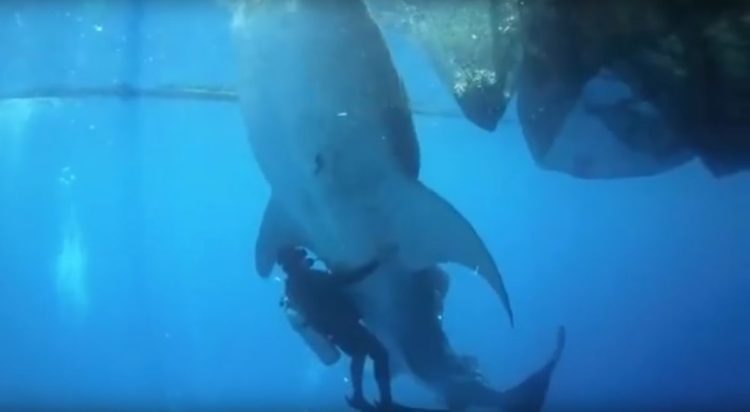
[255,197,307,278]
[393,180,513,325]
[500,326,567,412]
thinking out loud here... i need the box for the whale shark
[229,0,511,321]
[227,0,567,408]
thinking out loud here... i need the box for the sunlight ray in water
[0,99,35,179]
[54,167,89,321]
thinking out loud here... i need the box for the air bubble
[58,166,76,186]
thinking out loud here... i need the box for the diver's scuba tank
[283,297,341,366]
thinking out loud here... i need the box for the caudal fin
[391,180,513,325]
[500,326,567,412]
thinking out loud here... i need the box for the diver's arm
[326,258,380,287]
[327,244,399,286]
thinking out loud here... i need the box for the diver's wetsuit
[280,248,392,408]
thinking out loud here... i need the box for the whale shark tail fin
[391,180,513,325]
[500,326,567,412]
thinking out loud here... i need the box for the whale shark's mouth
[346,262,412,375]
[345,264,468,386]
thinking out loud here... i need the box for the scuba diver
[277,245,395,410]
[277,247,562,412]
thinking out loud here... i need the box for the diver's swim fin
[500,326,567,412]
[386,403,449,412]
[347,399,449,412]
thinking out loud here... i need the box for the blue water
[1,2,749,411]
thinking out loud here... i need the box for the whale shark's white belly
[232,2,411,269]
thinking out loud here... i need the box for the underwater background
[0,1,749,411]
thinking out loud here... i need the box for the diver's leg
[349,353,368,407]
[366,332,393,407]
